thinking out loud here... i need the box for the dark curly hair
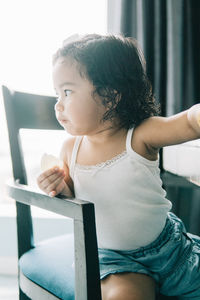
[53,34,160,129]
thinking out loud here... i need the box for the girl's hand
[37,166,72,197]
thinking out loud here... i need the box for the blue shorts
[98,212,200,299]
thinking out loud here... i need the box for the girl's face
[53,57,108,136]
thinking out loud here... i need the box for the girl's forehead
[53,58,78,77]
[54,56,77,70]
[52,56,91,88]
[53,57,86,78]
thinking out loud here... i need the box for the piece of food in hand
[41,153,63,172]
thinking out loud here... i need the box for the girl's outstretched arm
[133,104,200,159]
[187,104,200,133]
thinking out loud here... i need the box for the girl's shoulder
[59,136,77,191]
[60,136,77,167]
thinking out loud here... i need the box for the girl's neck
[85,125,127,146]
[76,125,128,166]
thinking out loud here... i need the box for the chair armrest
[7,178,92,221]
[7,178,102,300]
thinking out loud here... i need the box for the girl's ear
[112,89,121,106]
[114,90,121,105]
[94,87,121,110]
[105,90,121,111]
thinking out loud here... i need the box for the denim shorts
[98,212,200,299]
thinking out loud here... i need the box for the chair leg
[20,288,30,300]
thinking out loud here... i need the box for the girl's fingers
[48,180,66,197]
[37,167,64,182]
[43,172,65,190]
[37,168,65,188]
[46,176,65,194]
[37,167,58,183]
[49,191,56,197]
[36,167,66,196]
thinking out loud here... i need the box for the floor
[0,275,18,300]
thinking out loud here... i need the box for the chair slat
[7,179,91,221]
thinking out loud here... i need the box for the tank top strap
[69,136,82,179]
[126,127,134,152]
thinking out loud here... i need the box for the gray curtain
[107,0,200,235]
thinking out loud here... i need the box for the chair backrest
[2,85,62,183]
[2,85,63,257]
[2,85,101,300]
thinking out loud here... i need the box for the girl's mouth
[58,119,68,124]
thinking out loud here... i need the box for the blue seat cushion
[19,234,75,300]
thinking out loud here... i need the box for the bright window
[0,0,107,204]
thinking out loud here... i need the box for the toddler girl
[37,34,200,300]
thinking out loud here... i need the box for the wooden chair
[2,85,101,300]
[2,85,182,300]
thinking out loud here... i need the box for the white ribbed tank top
[70,128,172,250]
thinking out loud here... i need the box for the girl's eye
[64,90,72,97]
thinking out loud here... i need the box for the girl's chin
[62,124,84,136]
[61,121,95,136]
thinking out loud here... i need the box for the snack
[41,153,63,172]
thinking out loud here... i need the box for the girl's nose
[55,100,64,112]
